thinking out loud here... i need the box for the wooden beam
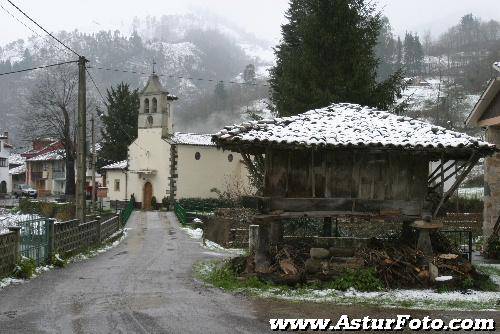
[433,153,479,217]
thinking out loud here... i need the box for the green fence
[18,218,50,266]
[120,199,135,224]
[174,203,187,225]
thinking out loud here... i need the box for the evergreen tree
[243,64,256,83]
[269,0,405,116]
[214,81,227,109]
[98,83,139,168]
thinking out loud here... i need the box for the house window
[0,158,6,167]
[195,152,201,160]
[114,179,120,191]
[228,154,233,162]
[144,98,150,113]
[152,97,157,113]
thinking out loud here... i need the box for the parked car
[13,184,37,198]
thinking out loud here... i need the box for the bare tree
[22,64,79,196]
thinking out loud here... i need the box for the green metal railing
[120,198,135,224]
[174,203,187,225]
[18,218,49,266]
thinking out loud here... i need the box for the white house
[0,132,12,194]
[102,74,252,208]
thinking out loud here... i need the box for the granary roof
[101,160,127,170]
[170,132,215,147]
[213,103,495,158]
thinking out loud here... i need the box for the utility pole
[91,114,96,212]
[76,56,87,223]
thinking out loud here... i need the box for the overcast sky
[1,0,500,45]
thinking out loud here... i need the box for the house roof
[9,164,26,175]
[170,132,215,147]
[8,154,25,166]
[141,74,178,101]
[466,62,500,126]
[213,103,495,158]
[101,160,127,170]
[26,149,65,162]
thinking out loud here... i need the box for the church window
[152,98,157,113]
[227,154,233,162]
[195,152,201,160]
[114,179,120,191]
[144,98,150,113]
[0,158,6,167]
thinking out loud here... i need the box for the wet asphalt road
[0,211,268,333]
[0,211,498,333]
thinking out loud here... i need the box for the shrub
[440,196,483,215]
[151,196,158,210]
[13,257,36,279]
[39,202,55,218]
[325,268,384,292]
[52,253,67,268]
[162,196,169,208]
[178,198,238,213]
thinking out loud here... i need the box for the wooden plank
[269,197,424,216]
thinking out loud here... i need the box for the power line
[87,65,270,87]
[6,0,80,58]
[0,0,71,57]
[0,60,79,77]
[86,68,149,155]
[0,1,40,38]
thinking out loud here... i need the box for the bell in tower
[138,70,178,138]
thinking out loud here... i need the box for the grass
[194,260,500,311]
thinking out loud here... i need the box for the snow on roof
[101,160,127,170]
[213,103,495,154]
[9,164,25,175]
[170,132,215,146]
[27,149,65,162]
[8,154,25,166]
[493,62,500,73]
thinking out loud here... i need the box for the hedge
[19,199,76,221]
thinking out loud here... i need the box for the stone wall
[483,126,500,238]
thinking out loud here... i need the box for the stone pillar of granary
[484,126,500,238]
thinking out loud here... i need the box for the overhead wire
[86,67,150,155]
[0,60,79,76]
[0,0,71,57]
[5,0,81,57]
[87,65,270,87]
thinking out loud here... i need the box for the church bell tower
[138,71,178,137]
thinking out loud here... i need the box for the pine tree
[243,64,256,84]
[269,0,405,116]
[98,83,139,168]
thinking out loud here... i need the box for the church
[101,73,252,208]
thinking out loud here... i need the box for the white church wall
[105,170,127,201]
[128,128,171,204]
[175,145,252,199]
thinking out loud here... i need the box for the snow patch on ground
[181,227,204,240]
[181,226,245,255]
[255,287,500,311]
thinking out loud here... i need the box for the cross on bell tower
[152,58,156,75]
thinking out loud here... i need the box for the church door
[143,182,153,210]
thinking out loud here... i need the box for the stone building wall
[484,126,500,237]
